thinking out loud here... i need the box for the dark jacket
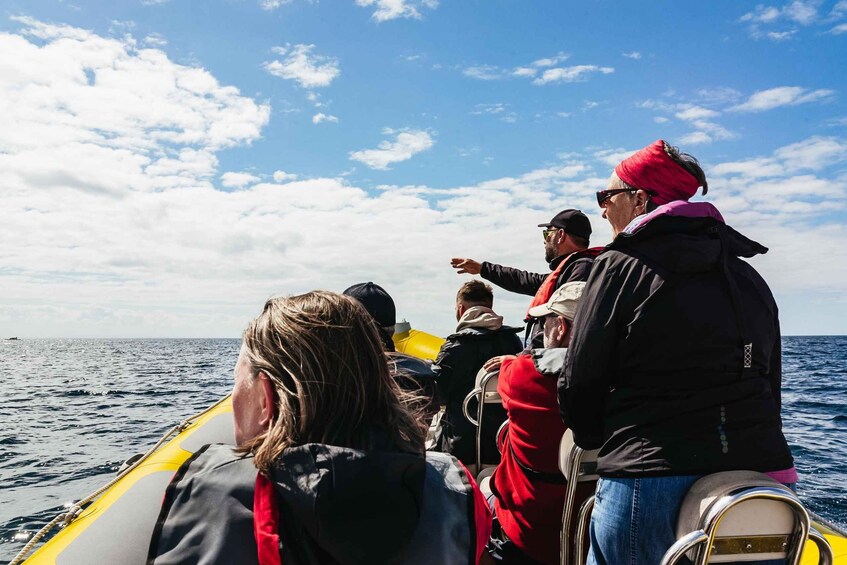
[432,307,523,465]
[481,250,596,346]
[558,203,793,478]
[479,252,595,298]
[149,443,491,565]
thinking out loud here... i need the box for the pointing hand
[450,258,482,275]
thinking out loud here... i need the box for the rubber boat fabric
[148,443,488,565]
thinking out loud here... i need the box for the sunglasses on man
[542,228,560,241]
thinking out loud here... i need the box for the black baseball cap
[537,209,592,240]
[343,282,396,328]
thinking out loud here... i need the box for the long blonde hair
[239,291,426,473]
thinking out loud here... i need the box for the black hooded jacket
[149,443,485,565]
[558,213,794,477]
[431,311,523,465]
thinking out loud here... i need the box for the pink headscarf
[615,139,702,205]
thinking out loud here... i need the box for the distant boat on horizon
[6,337,19,340]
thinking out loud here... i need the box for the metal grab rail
[660,486,834,565]
[809,528,836,565]
[462,387,481,427]
[573,495,595,565]
[559,430,599,565]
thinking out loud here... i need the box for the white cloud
[142,32,167,47]
[471,103,507,115]
[221,171,261,188]
[593,147,638,167]
[694,87,743,104]
[740,1,819,25]
[263,44,340,88]
[731,86,835,112]
[261,0,291,10]
[830,22,847,33]
[312,112,339,124]
[512,67,537,78]
[349,129,434,170]
[829,0,847,19]
[272,170,298,182]
[532,65,614,85]
[531,52,569,67]
[738,1,844,39]
[740,5,783,23]
[766,29,798,40]
[711,136,847,178]
[462,65,504,80]
[675,105,720,121]
[622,51,642,59]
[464,55,613,86]
[654,116,669,124]
[355,0,438,22]
[470,103,517,122]
[678,131,715,145]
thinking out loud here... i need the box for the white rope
[8,415,198,565]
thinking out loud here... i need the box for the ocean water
[1,336,846,561]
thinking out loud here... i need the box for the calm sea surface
[1,336,846,561]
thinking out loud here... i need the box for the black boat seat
[661,470,835,565]
[558,429,599,565]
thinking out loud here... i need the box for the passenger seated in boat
[147,291,492,565]
[558,139,796,564]
[343,281,439,418]
[431,280,522,467]
[482,281,587,565]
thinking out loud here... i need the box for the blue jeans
[587,475,702,565]
[587,476,797,565]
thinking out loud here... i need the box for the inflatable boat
[11,326,847,565]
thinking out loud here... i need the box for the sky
[1,0,846,338]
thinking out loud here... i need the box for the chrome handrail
[559,445,582,565]
[475,370,499,472]
[660,530,710,565]
[462,388,481,426]
[573,495,595,565]
[809,527,835,565]
[660,485,835,565]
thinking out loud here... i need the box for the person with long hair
[148,291,492,565]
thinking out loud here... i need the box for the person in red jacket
[482,281,586,565]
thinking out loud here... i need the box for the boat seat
[559,429,600,565]
[661,470,835,565]
[462,367,505,474]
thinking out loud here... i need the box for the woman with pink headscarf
[557,140,795,564]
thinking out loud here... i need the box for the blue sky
[1,0,846,337]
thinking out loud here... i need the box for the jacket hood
[270,443,426,564]
[612,201,768,274]
[456,305,504,332]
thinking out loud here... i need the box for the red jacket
[492,351,567,565]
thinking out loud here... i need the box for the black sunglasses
[596,188,638,206]
[596,187,657,207]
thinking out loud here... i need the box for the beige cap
[527,281,586,320]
